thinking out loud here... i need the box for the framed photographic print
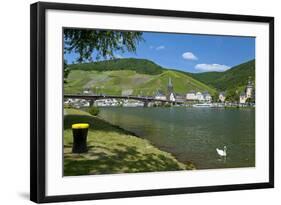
[30,2,274,203]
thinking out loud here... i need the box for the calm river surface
[99,107,255,169]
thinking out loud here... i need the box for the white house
[219,92,226,102]
[155,90,167,101]
[203,91,212,102]
[176,95,186,103]
[186,91,197,100]
[239,92,247,104]
[196,92,204,101]
[168,92,176,102]
[95,99,119,107]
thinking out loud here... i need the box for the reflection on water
[99,107,255,169]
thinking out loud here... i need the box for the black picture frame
[30,1,274,203]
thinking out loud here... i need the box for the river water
[99,107,255,169]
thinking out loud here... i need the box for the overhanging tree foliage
[64,29,143,62]
[63,29,143,81]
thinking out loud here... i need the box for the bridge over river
[64,94,186,107]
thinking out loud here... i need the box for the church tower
[167,77,176,102]
[167,77,173,94]
[246,76,254,98]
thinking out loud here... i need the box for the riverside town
[63,28,255,176]
[64,77,255,108]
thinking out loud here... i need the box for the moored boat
[192,103,212,107]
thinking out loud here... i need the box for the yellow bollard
[71,123,89,153]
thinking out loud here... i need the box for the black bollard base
[71,123,89,153]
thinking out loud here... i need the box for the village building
[155,90,167,101]
[175,94,186,103]
[95,99,119,107]
[196,92,204,101]
[246,78,254,98]
[186,90,197,100]
[239,92,247,104]
[203,91,212,102]
[219,92,226,102]
[168,92,176,102]
[239,77,255,104]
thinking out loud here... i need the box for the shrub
[164,103,171,107]
[64,103,75,109]
[87,106,100,116]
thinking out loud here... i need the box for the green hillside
[64,70,216,96]
[134,70,215,96]
[65,58,255,96]
[68,58,163,75]
[191,59,255,92]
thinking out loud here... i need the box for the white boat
[211,103,225,108]
[192,103,212,108]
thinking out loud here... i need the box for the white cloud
[114,54,123,59]
[195,63,230,72]
[182,52,198,60]
[155,45,165,50]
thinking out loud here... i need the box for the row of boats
[192,103,224,108]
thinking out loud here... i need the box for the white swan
[216,146,227,157]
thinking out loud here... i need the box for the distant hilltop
[65,58,255,96]
[68,58,163,75]
[190,59,255,93]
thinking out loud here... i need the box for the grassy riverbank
[64,108,194,176]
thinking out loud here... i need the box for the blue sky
[65,31,255,73]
